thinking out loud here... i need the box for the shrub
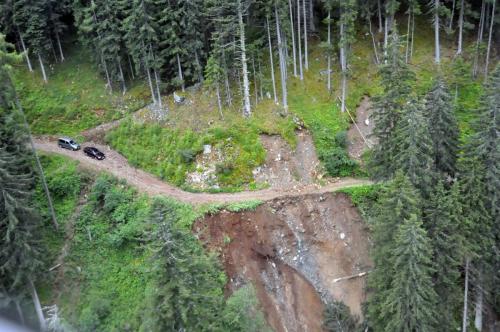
[322,147,358,177]
[334,131,348,148]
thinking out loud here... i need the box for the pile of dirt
[254,131,322,189]
[193,192,372,332]
[347,97,376,161]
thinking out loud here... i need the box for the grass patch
[13,42,149,136]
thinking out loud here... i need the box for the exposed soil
[193,192,372,331]
[347,97,376,161]
[34,138,371,205]
[254,131,322,189]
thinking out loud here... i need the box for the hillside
[0,0,498,331]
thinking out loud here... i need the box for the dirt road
[34,139,372,205]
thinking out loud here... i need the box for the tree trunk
[49,38,58,63]
[340,21,347,113]
[327,11,332,92]
[474,274,483,331]
[222,49,232,106]
[127,54,135,80]
[237,0,251,117]
[406,9,412,63]
[309,0,315,32]
[369,16,380,64]
[434,0,441,64]
[457,0,464,55]
[276,4,288,110]
[449,0,456,30]
[37,54,48,83]
[15,300,25,326]
[473,0,486,77]
[145,63,157,105]
[117,57,126,95]
[55,31,64,62]
[258,59,264,99]
[100,53,112,92]
[252,57,258,105]
[18,101,58,230]
[289,0,297,77]
[410,10,415,60]
[462,258,469,332]
[303,0,308,70]
[216,83,223,119]
[19,32,33,72]
[267,17,278,103]
[484,0,496,81]
[297,0,304,80]
[29,279,46,332]
[176,54,185,92]
[384,17,388,60]
[195,50,203,82]
[153,67,162,109]
[377,0,383,32]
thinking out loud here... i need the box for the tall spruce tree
[144,198,225,332]
[0,34,46,330]
[424,181,464,330]
[382,214,438,332]
[369,30,416,180]
[424,76,460,178]
[367,172,422,330]
[394,97,434,193]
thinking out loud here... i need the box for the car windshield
[69,140,76,144]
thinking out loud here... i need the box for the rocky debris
[194,192,372,332]
[347,96,377,161]
[185,146,224,190]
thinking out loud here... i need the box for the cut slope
[194,192,372,331]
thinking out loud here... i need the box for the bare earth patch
[347,96,376,161]
[254,131,322,189]
[194,192,372,332]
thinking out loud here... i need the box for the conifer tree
[367,172,422,330]
[369,30,416,180]
[424,181,464,330]
[382,214,438,332]
[338,0,357,113]
[0,34,46,330]
[145,198,225,331]
[424,77,460,178]
[394,97,434,193]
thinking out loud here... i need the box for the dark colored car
[83,147,105,160]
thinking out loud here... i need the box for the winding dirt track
[34,138,372,205]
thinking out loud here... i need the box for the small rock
[340,232,346,240]
[203,144,212,154]
[364,118,370,126]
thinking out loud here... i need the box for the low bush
[322,147,358,177]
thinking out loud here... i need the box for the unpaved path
[34,138,372,205]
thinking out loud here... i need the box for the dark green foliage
[394,98,434,193]
[143,197,225,331]
[382,214,438,332]
[369,30,416,180]
[424,181,464,329]
[323,147,358,177]
[424,77,460,177]
[323,300,358,332]
[0,34,44,314]
[367,172,422,330]
[221,284,272,332]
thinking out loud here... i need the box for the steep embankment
[194,192,372,332]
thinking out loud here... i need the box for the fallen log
[332,270,372,283]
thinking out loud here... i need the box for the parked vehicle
[83,146,105,160]
[58,137,80,151]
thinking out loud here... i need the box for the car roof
[59,137,75,141]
